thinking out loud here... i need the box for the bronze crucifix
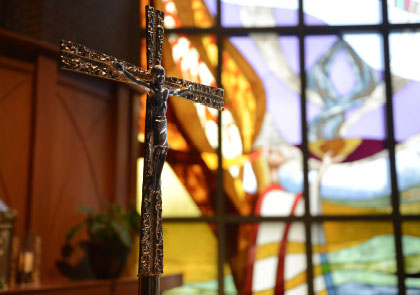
[59,5,224,295]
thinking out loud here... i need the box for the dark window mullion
[299,0,314,294]
[381,1,406,295]
[162,214,407,223]
[216,2,226,295]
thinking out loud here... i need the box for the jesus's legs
[152,144,169,191]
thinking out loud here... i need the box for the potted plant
[66,203,140,279]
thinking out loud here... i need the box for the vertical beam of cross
[138,5,165,295]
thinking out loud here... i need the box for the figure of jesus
[113,62,192,191]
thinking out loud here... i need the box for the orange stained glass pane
[222,51,257,153]
[137,93,146,142]
[168,34,217,86]
[191,0,215,28]
[156,0,215,28]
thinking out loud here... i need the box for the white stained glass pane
[388,0,420,24]
[304,0,382,25]
[221,0,298,27]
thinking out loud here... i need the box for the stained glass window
[138,0,420,294]
[305,34,392,216]
[222,35,303,216]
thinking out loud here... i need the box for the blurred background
[1,1,420,295]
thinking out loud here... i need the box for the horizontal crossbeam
[60,40,224,110]
[60,39,150,83]
[165,76,224,111]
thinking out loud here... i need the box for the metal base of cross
[140,276,160,295]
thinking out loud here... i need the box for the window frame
[138,1,420,294]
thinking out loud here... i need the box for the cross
[59,5,224,295]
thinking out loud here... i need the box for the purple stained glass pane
[305,36,338,71]
[344,105,385,140]
[329,50,356,97]
[393,80,420,142]
[229,36,301,145]
[305,34,386,142]
[203,0,217,17]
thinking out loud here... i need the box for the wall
[0,0,139,65]
[0,29,139,283]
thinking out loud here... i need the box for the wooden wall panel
[0,30,139,285]
[0,56,34,237]
[29,56,121,282]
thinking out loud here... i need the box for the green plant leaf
[128,208,141,233]
[66,223,82,241]
[110,221,132,247]
[77,206,95,215]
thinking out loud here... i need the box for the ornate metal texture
[165,76,224,110]
[139,5,165,278]
[60,39,150,83]
[146,5,164,69]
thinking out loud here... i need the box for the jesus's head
[152,65,165,86]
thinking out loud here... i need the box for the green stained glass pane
[402,222,420,293]
[312,221,397,294]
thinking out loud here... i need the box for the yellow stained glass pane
[137,158,201,217]
[162,223,218,295]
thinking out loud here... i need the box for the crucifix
[59,5,224,295]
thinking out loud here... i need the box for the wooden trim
[0,29,58,59]
[1,274,182,295]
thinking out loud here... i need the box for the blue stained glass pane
[221,0,298,27]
